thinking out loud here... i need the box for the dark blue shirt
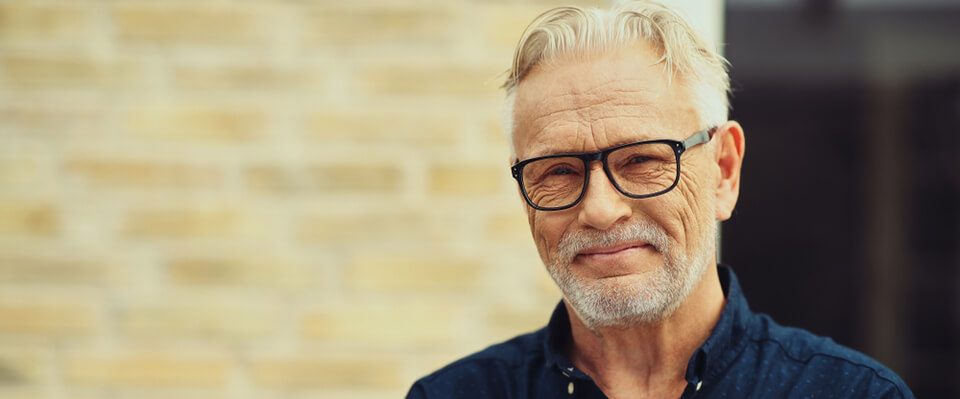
[407,265,913,398]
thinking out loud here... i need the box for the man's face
[512,44,721,328]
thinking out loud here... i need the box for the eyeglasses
[510,128,715,211]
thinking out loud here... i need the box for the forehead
[512,44,697,160]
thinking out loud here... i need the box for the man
[407,1,913,398]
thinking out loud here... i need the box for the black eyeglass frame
[510,128,716,211]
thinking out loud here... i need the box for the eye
[549,166,576,176]
[628,155,652,164]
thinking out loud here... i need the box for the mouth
[575,242,653,260]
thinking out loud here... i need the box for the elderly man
[407,1,912,398]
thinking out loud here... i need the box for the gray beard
[546,218,715,331]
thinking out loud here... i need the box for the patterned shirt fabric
[406,265,914,399]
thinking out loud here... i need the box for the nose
[577,164,633,230]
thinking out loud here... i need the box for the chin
[549,247,711,331]
[565,271,682,329]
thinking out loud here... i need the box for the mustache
[555,220,672,264]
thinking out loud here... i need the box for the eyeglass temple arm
[681,127,716,151]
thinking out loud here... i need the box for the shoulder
[406,328,547,399]
[744,313,914,398]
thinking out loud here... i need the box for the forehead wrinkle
[581,78,661,97]
[527,91,660,135]
[556,79,661,107]
[529,98,661,135]
[592,114,669,145]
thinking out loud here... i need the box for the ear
[713,121,745,221]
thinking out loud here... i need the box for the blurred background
[723,0,960,397]
[0,0,955,398]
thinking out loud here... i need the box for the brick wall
[0,0,626,397]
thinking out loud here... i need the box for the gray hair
[500,0,730,156]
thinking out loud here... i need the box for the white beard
[545,215,716,331]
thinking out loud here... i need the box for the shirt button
[568,381,574,394]
[696,381,703,391]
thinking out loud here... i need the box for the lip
[576,242,652,258]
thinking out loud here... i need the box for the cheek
[666,168,714,248]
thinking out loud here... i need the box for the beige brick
[0,104,104,136]
[0,202,57,236]
[429,164,503,195]
[250,358,401,389]
[0,348,43,384]
[487,307,550,337]
[354,65,501,97]
[65,353,227,387]
[481,5,548,49]
[300,302,455,346]
[538,269,562,297]
[246,165,401,194]
[123,208,240,238]
[307,110,457,145]
[1,55,140,90]
[173,65,317,91]
[0,254,108,285]
[0,392,48,399]
[65,158,221,188]
[112,4,266,46]
[124,106,266,141]
[349,255,480,291]
[313,165,402,193]
[166,256,310,289]
[304,7,454,46]
[0,3,91,43]
[109,393,226,399]
[0,158,40,186]
[485,211,531,241]
[298,213,423,243]
[118,303,274,340]
[0,301,96,337]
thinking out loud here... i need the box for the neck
[565,264,725,399]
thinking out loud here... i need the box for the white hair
[500,0,730,156]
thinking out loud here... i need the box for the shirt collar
[683,264,753,385]
[543,296,579,374]
[542,265,753,383]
